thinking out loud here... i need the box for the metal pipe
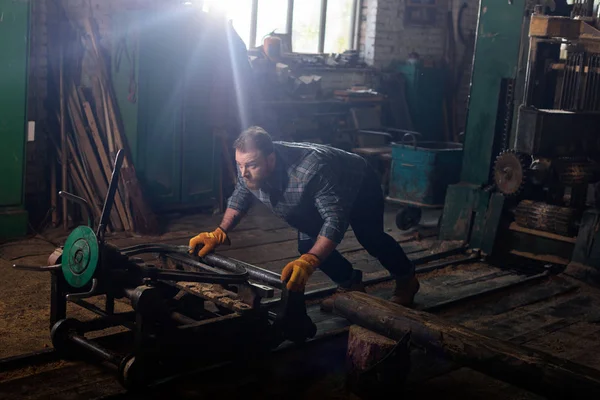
[350,0,359,50]
[171,312,199,325]
[97,150,124,242]
[522,37,538,106]
[203,254,283,289]
[286,0,294,35]
[59,191,93,227]
[318,0,328,53]
[250,0,259,48]
[70,334,122,366]
[59,40,67,231]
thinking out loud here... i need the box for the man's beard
[245,177,263,190]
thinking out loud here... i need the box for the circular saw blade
[494,150,529,196]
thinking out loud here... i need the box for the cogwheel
[493,150,529,196]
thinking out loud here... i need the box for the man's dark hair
[234,126,274,156]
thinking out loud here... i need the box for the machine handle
[13,263,62,272]
[59,191,93,227]
[66,278,99,301]
[97,149,125,242]
[402,132,418,148]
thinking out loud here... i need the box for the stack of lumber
[54,17,158,235]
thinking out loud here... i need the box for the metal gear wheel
[493,150,529,196]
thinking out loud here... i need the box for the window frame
[250,0,361,53]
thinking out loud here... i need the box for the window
[292,0,321,53]
[195,0,358,53]
[324,0,354,53]
[256,0,289,48]
[202,0,254,48]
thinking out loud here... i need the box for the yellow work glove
[188,227,230,258]
[280,254,320,292]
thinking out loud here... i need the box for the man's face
[235,149,274,190]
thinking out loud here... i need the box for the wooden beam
[332,292,600,399]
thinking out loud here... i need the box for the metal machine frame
[440,1,600,270]
[16,150,316,389]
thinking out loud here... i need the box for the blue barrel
[388,140,463,207]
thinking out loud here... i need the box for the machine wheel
[395,207,422,231]
[118,354,147,391]
[50,318,83,359]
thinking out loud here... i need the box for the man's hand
[189,227,230,257]
[281,254,320,292]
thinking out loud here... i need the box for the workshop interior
[3,0,600,398]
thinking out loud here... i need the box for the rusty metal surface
[174,282,254,313]
[493,150,528,196]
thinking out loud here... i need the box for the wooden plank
[220,233,436,265]
[529,15,582,39]
[509,222,577,244]
[442,277,579,324]
[68,150,102,224]
[67,136,104,224]
[81,99,132,231]
[67,84,125,231]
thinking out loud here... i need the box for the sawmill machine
[14,150,317,389]
[440,0,600,267]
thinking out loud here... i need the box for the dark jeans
[298,166,414,287]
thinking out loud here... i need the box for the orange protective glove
[280,254,320,292]
[188,227,230,257]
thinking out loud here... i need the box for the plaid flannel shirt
[227,141,368,244]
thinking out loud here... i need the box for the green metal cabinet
[396,62,447,142]
[112,10,220,212]
[0,0,29,238]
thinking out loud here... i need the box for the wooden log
[346,324,411,399]
[347,325,396,376]
[332,291,600,400]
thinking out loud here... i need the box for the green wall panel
[0,0,29,206]
[460,0,526,185]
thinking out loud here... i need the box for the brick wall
[358,0,450,69]
[357,0,480,135]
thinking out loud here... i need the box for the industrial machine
[440,0,600,268]
[15,150,316,389]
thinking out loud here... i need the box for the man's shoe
[389,275,420,306]
[320,271,366,312]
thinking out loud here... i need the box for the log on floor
[346,324,397,376]
[332,291,600,400]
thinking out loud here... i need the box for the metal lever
[271,288,317,346]
[59,191,93,227]
[66,278,99,301]
[97,149,125,242]
[13,264,62,272]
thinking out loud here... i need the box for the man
[189,127,420,308]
